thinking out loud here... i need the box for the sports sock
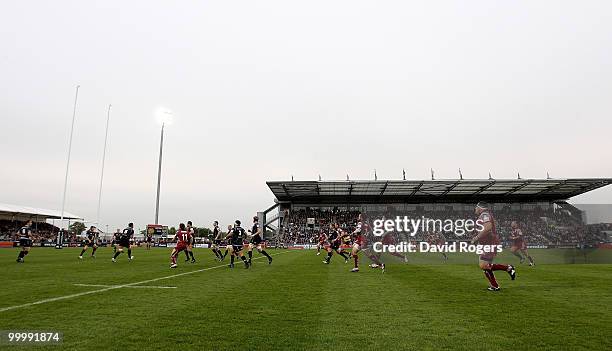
[190,251,195,260]
[339,251,349,260]
[113,251,121,259]
[79,249,86,256]
[528,256,534,264]
[484,269,499,288]
[230,255,235,265]
[240,255,248,263]
[261,250,272,260]
[127,249,132,258]
[491,264,509,271]
[248,251,253,260]
[17,251,25,259]
[23,251,28,256]
[326,252,332,262]
[223,250,228,258]
[92,247,97,255]
[185,251,190,260]
[353,255,358,268]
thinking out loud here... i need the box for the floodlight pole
[60,85,80,226]
[154,122,165,224]
[96,104,112,226]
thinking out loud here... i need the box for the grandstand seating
[277,207,609,247]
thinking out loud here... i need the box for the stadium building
[0,203,82,247]
[260,178,612,247]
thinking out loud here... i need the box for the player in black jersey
[323,224,350,264]
[111,229,120,255]
[211,221,224,260]
[16,220,33,263]
[224,220,249,269]
[112,223,134,262]
[145,229,153,250]
[221,225,232,260]
[247,216,273,265]
[184,221,196,263]
[79,226,99,259]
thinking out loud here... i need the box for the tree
[69,221,86,235]
[197,227,211,237]
[169,227,177,236]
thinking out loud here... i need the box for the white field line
[0,251,290,313]
[74,284,177,289]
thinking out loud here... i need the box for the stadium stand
[263,178,612,248]
[0,203,82,246]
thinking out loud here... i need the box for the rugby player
[247,216,273,265]
[382,230,408,263]
[79,225,98,259]
[111,229,121,255]
[185,221,196,263]
[225,220,249,269]
[316,229,327,256]
[221,225,233,260]
[170,223,191,268]
[16,220,33,263]
[323,224,350,264]
[145,230,153,250]
[349,215,367,272]
[428,231,448,262]
[210,221,224,260]
[112,223,134,262]
[470,202,516,291]
[509,221,534,266]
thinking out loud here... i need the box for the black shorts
[330,242,340,250]
[232,244,243,252]
[118,239,130,247]
[19,238,33,247]
[86,240,96,247]
[214,240,221,245]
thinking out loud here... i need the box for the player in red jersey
[170,223,191,268]
[316,230,328,256]
[382,230,408,262]
[349,214,367,272]
[471,202,516,291]
[427,231,448,262]
[509,221,534,266]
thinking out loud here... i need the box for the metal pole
[96,104,112,225]
[154,122,165,224]
[60,85,80,227]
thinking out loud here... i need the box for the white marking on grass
[74,283,177,289]
[0,251,290,313]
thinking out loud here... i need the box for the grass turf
[0,247,611,350]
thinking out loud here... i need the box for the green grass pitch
[0,247,611,350]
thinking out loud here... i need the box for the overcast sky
[1,1,611,231]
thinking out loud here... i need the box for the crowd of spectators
[0,219,60,243]
[277,206,610,247]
